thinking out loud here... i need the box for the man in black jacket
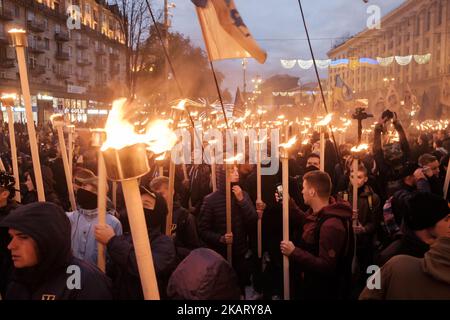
[95,186,177,299]
[0,174,19,298]
[377,192,449,266]
[198,165,257,292]
[0,202,112,300]
[150,176,202,259]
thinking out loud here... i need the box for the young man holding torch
[198,165,257,294]
[94,187,177,299]
[279,170,354,300]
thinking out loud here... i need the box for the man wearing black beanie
[378,192,450,266]
[360,192,450,300]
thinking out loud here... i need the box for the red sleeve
[290,217,347,274]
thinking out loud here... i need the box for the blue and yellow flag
[192,0,267,64]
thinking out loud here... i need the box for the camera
[352,107,373,121]
[276,184,283,201]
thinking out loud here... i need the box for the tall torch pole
[1,94,21,202]
[51,115,77,211]
[103,144,160,300]
[280,136,296,300]
[92,129,107,272]
[9,29,45,201]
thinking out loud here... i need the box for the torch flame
[171,99,187,111]
[224,153,243,164]
[279,136,297,149]
[254,136,267,144]
[351,144,369,153]
[1,93,17,100]
[317,113,333,126]
[155,152,166,161]
[101,98,177,153]
[8,28,26,34]
[302,138,309,145]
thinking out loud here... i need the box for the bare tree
[111,0,153,97]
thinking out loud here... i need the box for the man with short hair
[305,154,320,170]
[417,153,443,196]
[280,170,354,299]
[0,202,112,300]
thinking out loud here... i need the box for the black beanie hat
[406,192,449,230]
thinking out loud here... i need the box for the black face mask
[144,208,164,231]
[76,188,97,210]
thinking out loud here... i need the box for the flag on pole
[192,0,267,63]
[332,75,352,113]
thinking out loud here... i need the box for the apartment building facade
[327,0,450,117]
[0,0,127,123]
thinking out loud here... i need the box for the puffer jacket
[198,166,257,258]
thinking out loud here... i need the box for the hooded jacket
[198,166,257,258]
[67,207,123,266]
[0,202,112,300]
[0,199,19,297]
[289,199,354,299]
[360,237,450,300]
[105,194,177,300]
[377,228,430,266]
[167,248,241,300]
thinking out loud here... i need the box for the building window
[415,16,421,35]
[46,58,50,69]
[438,2,443,25]
[14,5,19,18]
[425,10,431,32]
[44,19,48,30]
[68,46,72,57]
[44,38,49,50]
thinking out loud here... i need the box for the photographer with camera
[373,110,411,201]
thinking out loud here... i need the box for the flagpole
[296,0,342,169]
[209,60,229,129]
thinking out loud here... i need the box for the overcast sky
[165,0,406,92]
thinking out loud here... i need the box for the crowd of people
[0,111,449,300]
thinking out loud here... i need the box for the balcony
[76,38,89,49]
[55,50,70,60]
[30,64,46,76]
[28,42,46,54]
[27,19,46,33]
[77,74,90,83]
[77,58,92,66]
[95,63,106,71]
[55,31,70,42]
[110,52,119,60]
[110,65,120,75]
[0,8,13,21]
[0,58,15,69]
[54,69,70,80]
[95,47,106,55]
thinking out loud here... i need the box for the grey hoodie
[359,237,450,300]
